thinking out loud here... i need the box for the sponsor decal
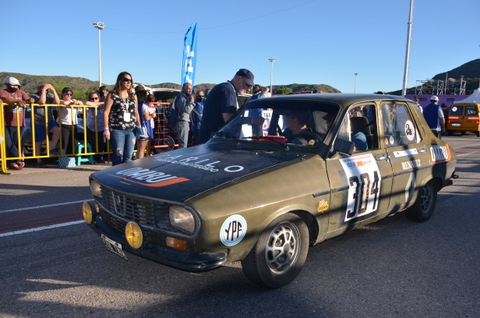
[317,199,329,213]
[340,154,381,222]
[110,167,189,187]
[220,215,247,246]
[404,119,416,141]
[156,155,244,173]
[393,148,419,158]
[401,159,421,170]
[430,145,450,163]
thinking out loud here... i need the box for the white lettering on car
[401,159,421,170]
[155,155,244,173]
[114,167,189,186]
[220,215,247,246]
[340,154,382,222]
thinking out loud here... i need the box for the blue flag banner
[181,22,198,87]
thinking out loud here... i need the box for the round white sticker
[404,119,416,141]
[220,215,247,246]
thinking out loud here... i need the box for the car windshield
[214,98,340,147]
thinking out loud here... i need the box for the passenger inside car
[284,110,323,146]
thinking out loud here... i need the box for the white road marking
[0,220,85,238]
[0,199,93,214]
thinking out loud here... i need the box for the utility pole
[269,58,276,94]
[93,22,105,87]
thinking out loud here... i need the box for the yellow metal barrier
[1,103,111,174]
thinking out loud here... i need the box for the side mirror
[333,138,354,155]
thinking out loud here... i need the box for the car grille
[100,188,170,231]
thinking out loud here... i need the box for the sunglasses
[64,93,73,96]
[122,78,132,83]
[90,97,99,100]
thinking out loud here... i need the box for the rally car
[82,93,457,288]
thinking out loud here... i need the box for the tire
[476,131,480,137]
[241,213,309,289]
[405,180,437,222]
[447,130,454,136]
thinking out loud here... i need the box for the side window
[340,104,377,152]
[382,103,421,147]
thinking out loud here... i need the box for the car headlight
[169,206,195,233]
[90,180,102,198]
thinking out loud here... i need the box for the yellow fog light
[125,222,143,249]
[166,237,188,251]
[82,202,93,224]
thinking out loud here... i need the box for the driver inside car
[284,110,322,146]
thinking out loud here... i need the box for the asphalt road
[1,135,479,318]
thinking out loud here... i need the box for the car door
[325,103,394,234]
[381,102,431,212]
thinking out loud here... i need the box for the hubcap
[265,222,300,273]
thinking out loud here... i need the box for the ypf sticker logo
[220,215,247,246]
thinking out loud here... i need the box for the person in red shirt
[0,77,34,170]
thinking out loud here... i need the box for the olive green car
[83,93,457,288]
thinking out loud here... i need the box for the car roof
[251,93,412,109]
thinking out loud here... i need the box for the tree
[275,86,292,95]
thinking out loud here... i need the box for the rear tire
[405,180,437,222]
[476,131,480,137]
[241,213,309,289]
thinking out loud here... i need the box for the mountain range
[2,58,479,97]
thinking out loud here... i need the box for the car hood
[92,144,307,202]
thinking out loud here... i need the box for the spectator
[198,68,254,144]
[135,88,156,159]
[103,71,141,166]
[190,90,204,145]
[174,83,195,148]
[30,83,61,168]
[58,87,83,155]
[258,86,271,98]
[423,95,445,139]
[412,96,423,113]
[248,85,262,101]
[85,90,106,164]
[99,86,108,103]
[0,77,34,170]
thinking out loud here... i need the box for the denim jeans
[4,126,20,164]
[175,121,189,148]
[109,128,135,166]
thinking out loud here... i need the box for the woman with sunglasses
[58,87,83,155]
[103,72,141,166]
[85,90,106,163]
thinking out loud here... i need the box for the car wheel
[241,213,309,289]
[476,131,480,137]
[461,131,466,135]
[405,180,437,222]
[447,130,454,136]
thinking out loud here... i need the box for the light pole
[354,73,358,93]
[93,22,105,87]
[269,58,276,94]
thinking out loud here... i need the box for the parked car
[446,89,480,137]
[82,93,457,288]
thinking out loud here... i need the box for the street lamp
[268,58,276,94]
[93,22,105,87]
[354,73,358,93]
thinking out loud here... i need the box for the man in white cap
[423,95,445,139]
[0,77,34,170]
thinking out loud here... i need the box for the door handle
[375,156,387,160]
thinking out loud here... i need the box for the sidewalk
[1,158,110,176]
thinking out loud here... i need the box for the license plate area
[101,234,127,260]
[452,123,461,126]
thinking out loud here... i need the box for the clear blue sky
[2,0,479,94]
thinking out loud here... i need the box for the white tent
[453,88,480,104]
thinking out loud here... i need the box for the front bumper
[89,214,227,272]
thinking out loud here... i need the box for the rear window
[465,106,478,116]
[450,106,463,116]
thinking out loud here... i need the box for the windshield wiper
[213,131,239,140]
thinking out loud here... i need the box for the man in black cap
[197,68,254,144]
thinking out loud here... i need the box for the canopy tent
[453,88,480,104]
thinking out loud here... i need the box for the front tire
[241,213,309,289]
[405,180,437,222]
